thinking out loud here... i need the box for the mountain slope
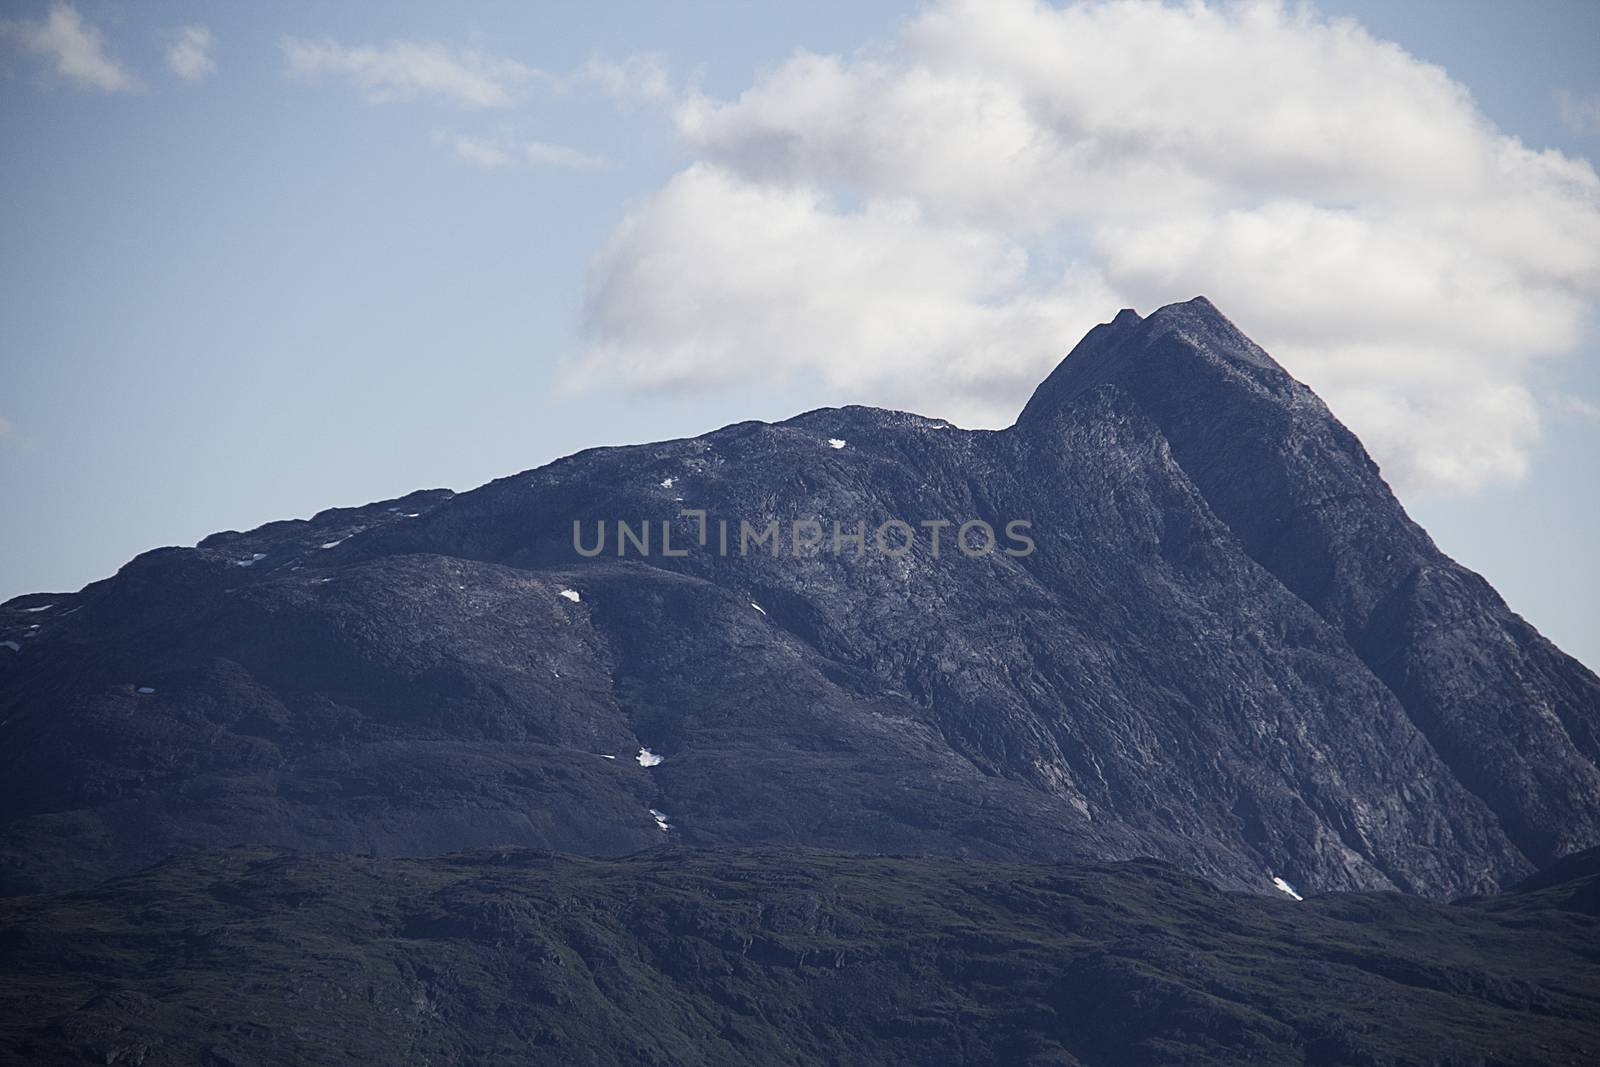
[2,298,1595,899]
[1021,298,1600,866]
[3,845,1599,1067]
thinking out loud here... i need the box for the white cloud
[571,163,1116,425]
[582,54,673,103]
[523,140,606,169]
[574,0,1600,496]
[281,37,550,107]
[1558,90,1600,136]
[449,133,514,168]
[445,133,605,170]
[1553,393,1600,423]
[2,2,139,92]
[165,25,215,82]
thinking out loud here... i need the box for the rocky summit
[3,298,1598,905]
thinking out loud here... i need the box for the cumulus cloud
[2,2,139,92]
[165,25,215,82]
[575,164,1116,423]
[281,37,551,107]
[446,133,605,170]
[573,0,1600,496]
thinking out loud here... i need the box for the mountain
[3,845,1599,1066]
[3,297,1597,901]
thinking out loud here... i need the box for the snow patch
[750,601,767,615]
[559,589,581,603]
[136,687,156,695]
[637,747,663,768]
[0,640,20,653]
[235,553,267,567]
[22,604,54,613]
[320,538,346,550]
[827,438,846,449]
[659,477,675,488]
[1272,876,1304,901]
[402,512,420,518]
[599,754,616,760]
[649,808,671,832]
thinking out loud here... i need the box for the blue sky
[2,1,1597,668]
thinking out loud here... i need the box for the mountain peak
[1159,293,1221,316]
[1022,302,1600,874]
[1144,296,1281,369]
[1017,296,1285,428]
[1142,295,1232,338]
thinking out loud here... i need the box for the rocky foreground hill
[1,846,1598,1066]
[3,298,1598,904]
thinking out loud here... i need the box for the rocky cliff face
[2,298,1596,899]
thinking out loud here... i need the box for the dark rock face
[1022,299,1600,868]
[2,298,1596,900]
[3,845,1599,1067]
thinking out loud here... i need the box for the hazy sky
[2,0,1597,667]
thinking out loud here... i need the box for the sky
[1,0,1597,667]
